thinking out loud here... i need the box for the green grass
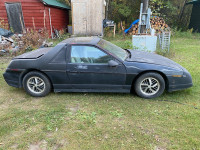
[0,33,200,150]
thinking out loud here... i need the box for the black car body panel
[3,37,193,94]
[14,47,52,59]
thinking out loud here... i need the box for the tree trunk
[142,0,149,13]
[105,0,110,19]
[141,0,149,33]
[179,0,188,22]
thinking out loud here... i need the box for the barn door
[5,3,25,33]
[73,2,87,35]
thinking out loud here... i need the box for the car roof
[60,37,101,45]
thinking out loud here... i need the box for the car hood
[126,50,183,70]
[13,47,52,59]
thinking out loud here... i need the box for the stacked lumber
[128,17,170,35]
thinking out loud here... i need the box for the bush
[171,28,200,39]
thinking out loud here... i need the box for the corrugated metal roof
[187,0,200,5]
[42,0,71,10]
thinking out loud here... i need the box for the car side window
[71,46,112,64]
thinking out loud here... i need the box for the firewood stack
[151,17,170,33]
[128,17,170,35]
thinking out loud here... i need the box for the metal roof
[41,0,71,10]
[187,0,200,5]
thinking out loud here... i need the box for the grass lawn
[0,33,200,150]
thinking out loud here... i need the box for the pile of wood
[128,17,170,35]
[130,24,139,35]
[151,17,170,33]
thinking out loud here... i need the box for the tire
[134,72,165,99]
[23,71,51,97]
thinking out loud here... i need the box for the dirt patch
[10,144,18,149]
[29,140,47,150]
[66,105,79,114]
[29,139,68,150]
[155,146,166,150]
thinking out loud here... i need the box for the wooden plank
[24,18,68,23]
[22,10,44,13]
[72,0,104,35]
[72,3,74,34]
[25,23,46,26]
[21,7,44,10]
[21,2,44,7]
[23,12,45,16]
[72,2,87,35]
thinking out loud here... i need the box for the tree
[60,0,192,30]
[108,0,140,25]
[57,0,71,6]
[149,0,192,29]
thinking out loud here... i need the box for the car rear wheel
[23,71,51,97]
[134,72,165,99]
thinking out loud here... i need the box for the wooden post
[72,3,74,35]
[49,8,53,39]
[141,0,149,33]
[44,10,46,28]
[113,23,116,37]
[32,17,35,30]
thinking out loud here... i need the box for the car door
[66,45,127,90]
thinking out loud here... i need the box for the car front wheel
[23,71,51,97]
[134,72,165,99]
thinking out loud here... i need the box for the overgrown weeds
[13,28,49,54]
[171,28,200,39]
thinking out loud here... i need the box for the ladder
[159,31,171,52]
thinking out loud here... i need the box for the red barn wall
[0,0,69,33]
[45,6,69,31]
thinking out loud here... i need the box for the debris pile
[128,17,170,35]
[0,28,52,56]
[0,35,18,56]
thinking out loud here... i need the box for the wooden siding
[45,6,69,31]
[0,0,69,33]
[71,0,105,36]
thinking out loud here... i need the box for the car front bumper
[3,70,22,88]
[167,70,193,92]
[168,83,193,92]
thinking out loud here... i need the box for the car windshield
[97,39,128,60]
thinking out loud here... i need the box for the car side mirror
[108,60,119,67]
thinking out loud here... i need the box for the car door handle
[75,65,88,70]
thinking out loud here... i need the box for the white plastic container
[132,35,157,52]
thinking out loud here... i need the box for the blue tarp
[124,19,139,34]
[0,28,13,37]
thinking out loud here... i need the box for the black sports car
[3,37,193,99]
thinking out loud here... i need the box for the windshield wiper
[125,49,131,59]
